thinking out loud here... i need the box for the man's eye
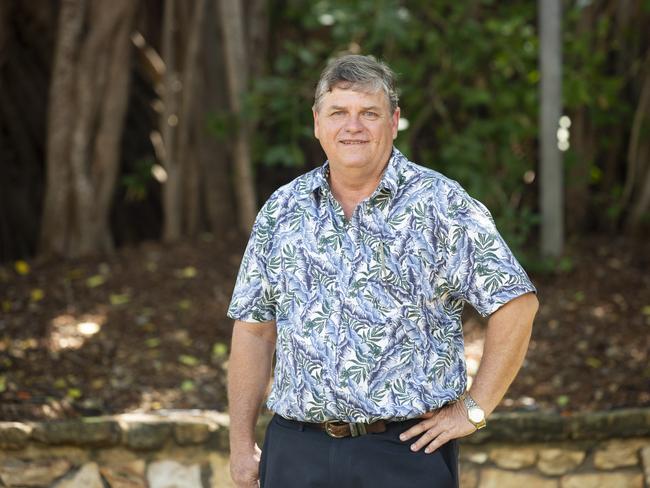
[363,112,379,118]
[331,111,345,116]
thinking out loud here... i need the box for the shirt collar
[303,146,406,199]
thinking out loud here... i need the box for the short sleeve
[227,206,277,323]
[444,187,537,317]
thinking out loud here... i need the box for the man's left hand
[399,401,476,454]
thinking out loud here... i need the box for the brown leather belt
[312,419,388,438]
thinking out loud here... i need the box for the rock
[463,411,566,444]
[173,421,212,445]
[641,446,650,487]
[147,460,203,488]
[125,422,171,450]
[460,448,489,464]
[52,462,103,488]
[96,448,142,466]
[0,458,71,486]
[489,446,537,469]
[568,408,650,440]
[32,419,121,447]
[537,448,586,475]
[560,472,643,488]
[0,422,32,450]
[99,460,146,488]
[479,468,558,488]
[209,453,234,488]
[593,439,646,470]
[459,463,478,488]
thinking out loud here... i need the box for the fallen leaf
[109,293,130,305]
[585,357,602,368]
[212,342,228,359]
[145,338,161,348]
[176,266,197,279]
[86,275,106,288]
[30,289,44,302]
[14,260,30,275]
[181,380,195,392]
[177,299,192,310]
[67,388,82,399]
[67,268,84,280]
[555,395,570,407]
[178,354,199,366]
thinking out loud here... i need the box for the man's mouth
[339,140,368,145]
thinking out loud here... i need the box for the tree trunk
[566,5,595,232]
[624,54,650,231]
[160,0,182,242]
[201,1,236,237]
[218,0,257,232]
[178,0,206,237]
[39,0,137,259]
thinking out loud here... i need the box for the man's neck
[328,159,389,219]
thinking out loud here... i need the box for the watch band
[461,392,487,429]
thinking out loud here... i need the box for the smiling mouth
[339,140,368,145]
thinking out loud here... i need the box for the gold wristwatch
[460,392,486,430]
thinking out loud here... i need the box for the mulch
[0,233,648,421]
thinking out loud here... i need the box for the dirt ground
[0,233,648,421]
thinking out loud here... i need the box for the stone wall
[1,408,649,487]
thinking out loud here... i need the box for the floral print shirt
[227,147,536,422]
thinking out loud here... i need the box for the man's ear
[313,108,320,140]
[391,107,400,140]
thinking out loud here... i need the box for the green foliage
[251,1,542,250]
[249,0,644,251]
[121,158,155,202]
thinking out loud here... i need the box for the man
[227,54,538,488]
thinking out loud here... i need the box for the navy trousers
[259,414,459,487]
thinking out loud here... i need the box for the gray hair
[313,54,399,114]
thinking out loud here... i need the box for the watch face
[468,407,485,424]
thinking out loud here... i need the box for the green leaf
[110,293,130,305]
[86,275,106,288]
[555,395,570,407]
[178,354,200,367]
[212,342,228,359]
[66,388,82,399]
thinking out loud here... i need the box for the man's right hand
[230,443,262,487]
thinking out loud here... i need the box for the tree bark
[178,0,207,237]
[566,4,595,232]
[39,0,137,259]
[624,54,650,231]
[201,1,236,237]
[218,0,257,232]
[160,0,182,242]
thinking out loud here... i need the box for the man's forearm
[469,292,538,416]
[228,321,276,453]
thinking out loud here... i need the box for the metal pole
[539,0,564,257]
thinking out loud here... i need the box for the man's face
[313,87,400,174]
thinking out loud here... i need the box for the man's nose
[343,114,364,132]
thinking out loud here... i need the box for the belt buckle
[324,421,348,438]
